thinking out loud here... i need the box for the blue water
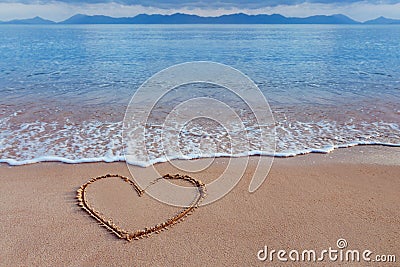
[0,25,399,165]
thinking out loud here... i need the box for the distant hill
[59,13,360,24]
[1,16,55,24]
[288,14,359,24]
[61,14,133,24]
[364,16,400,24]
[1,13,400,25]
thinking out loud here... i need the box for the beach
[0,21,399,267]
[1,145,399,266]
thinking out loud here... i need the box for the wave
[1,141,399,167]
[1,111,399,167]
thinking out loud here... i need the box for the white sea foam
[0,114,399,166]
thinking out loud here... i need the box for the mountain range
[1,13,400,25]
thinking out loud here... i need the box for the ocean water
[0,24,399,166]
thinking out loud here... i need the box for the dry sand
[0,146,399,266]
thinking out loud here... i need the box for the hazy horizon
[0,0,400,23]
[1,11,400,24]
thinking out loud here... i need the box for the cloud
[1,0,400,9]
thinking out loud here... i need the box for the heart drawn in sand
[76,174,206,241]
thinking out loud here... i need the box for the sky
[0,0,400,22]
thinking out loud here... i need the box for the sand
[0,146,399,266]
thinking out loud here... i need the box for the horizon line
[1,12,399,24]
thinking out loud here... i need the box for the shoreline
[1,146,399,266]
[1,142,399,167]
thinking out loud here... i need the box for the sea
[0,24,399,166]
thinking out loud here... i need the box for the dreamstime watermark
[123,61,276,206]
[257,238,396,263]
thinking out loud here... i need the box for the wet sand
[0,146,399,266]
